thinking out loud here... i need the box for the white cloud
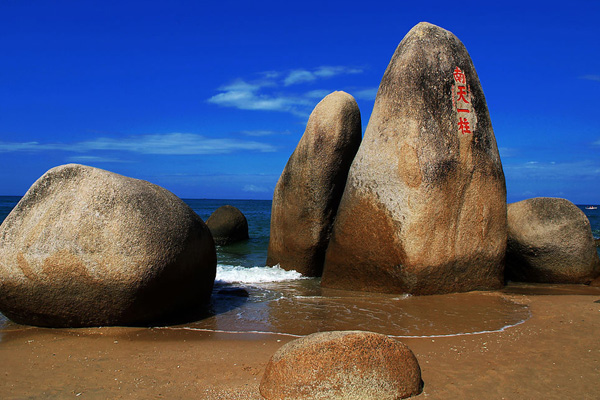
[304,89,333,99]
[243,184,270,193]
[209,65,366,115]
[240,130,290,137]
[352,87,378,100]
[0,141,59,152]
[580,75,600,82]
[260,71,281,80]
[283,66,364,86]
[0,133,277,155]
[498,147,518,158]
[207,78,312,115]
[208,90,299,112]
[65,155,131,163]
[314,66,363,78]
[504,159,600,180]
[153,172,278,195]
[284,70,317,86]
[218,79,266,92]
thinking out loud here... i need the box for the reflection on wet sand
[169,280,532,338]
[3,282,599,343]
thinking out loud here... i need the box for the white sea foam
[215,264,306,284]
[389,310,532,338]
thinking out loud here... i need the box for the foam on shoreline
[215,264,306,284]
[157,310,531,339]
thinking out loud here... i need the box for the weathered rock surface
[505,197,600,284]
[321,22,506,294]
[267,91,361,276]
[260,330,423,400]
[0,164,216,327]
[206,205,249,245]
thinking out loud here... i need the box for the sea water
[0,196,598,337]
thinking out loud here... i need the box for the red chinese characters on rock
[458,117,471,134]
[453,67,466,84]
[451,67,474,135]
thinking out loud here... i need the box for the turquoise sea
[0,196,598,338]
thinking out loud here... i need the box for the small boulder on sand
[0,164,216,327]
[260,330,423,400]
[206,205,249,245]
[506,197,600,284]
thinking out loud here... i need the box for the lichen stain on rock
[17,252,36,281]
[42,250,93,282]
[398,144,422,188]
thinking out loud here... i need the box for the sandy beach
[0,284,598,399]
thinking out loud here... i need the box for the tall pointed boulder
[321,22,507,294]
[267,91,362,276]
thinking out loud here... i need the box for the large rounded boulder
[321,22,507,294]
[0,164,216,327]
[260,330,423,400]
[506,197,600,283]
[267,91,362,276]
[206,205,249,245]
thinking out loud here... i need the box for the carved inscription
[451,67,476,135]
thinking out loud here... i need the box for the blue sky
[1,0,599,203]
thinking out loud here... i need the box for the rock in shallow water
[206,205,249,245]
[267,91,361,277]
[259,330,423,400]
[506,197,600,284]
[0,164,216,327]
[321,22,506,295]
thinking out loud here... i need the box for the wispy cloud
[304,89,333,99]
[239,130,290,137]
[284,70,317,86]
[208,65,369,116]
[283,66,363,86]
[207,79,312,116]
[243,184,270,193]
[498,147,519,158]
[66,155,132,163]
[580,74,600,82]
[0,133,276,155]
[504,159,600,180]
[153,172,278,195]
[352,87,378,101]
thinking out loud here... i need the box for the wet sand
[1,284,599,399]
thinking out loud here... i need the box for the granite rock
[206,205,249,245]
[506,197,600,284]
[267,91,361,276]
[0,164,216,327]
[260,330,423,400]
[322,22,506,294]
